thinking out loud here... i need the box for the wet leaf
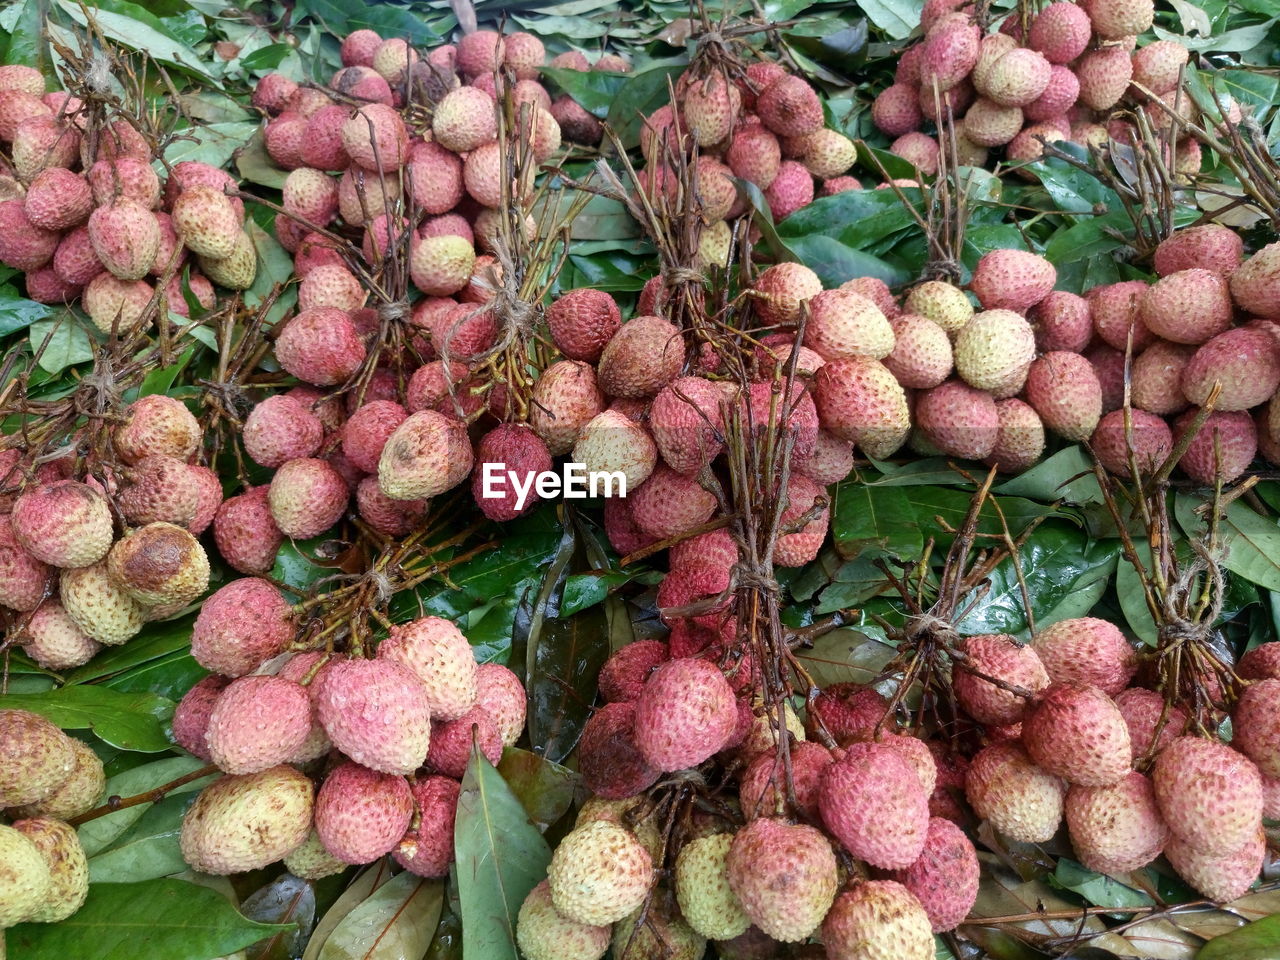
[29,315,93,374]
[243,873,316,960]
[1,686,174,752]
[793,626,897,690]
[497,747,579,831]
[316,871,441,960]
[0,284,54,336]
[300,863,394,960]
[7,878,289,959]
[830,484,924,560]
[528,599,609,764]
[86,792,196,884]
[1052,859,1154,911]
[455,747,551,960]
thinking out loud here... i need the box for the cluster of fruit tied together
[0,63,258,324]
[872,0,1214,175]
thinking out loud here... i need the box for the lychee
[820,740,930,868]
[965,741,1065,842]
[179,765,313,874]
[548,819,653,926]
[190,577,294,677]
[726,818,837,943]
[633,658,737,771]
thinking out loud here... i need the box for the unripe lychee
[316,657,432,775]
[11,480,113,569]
[904,280,973,335]
[813,358,910,458]
[966,741,1065,842]
[633,658,737,771]
[954,309,1036,398]
[675,832,750,941]
[803,289,894,361]
[1076,48,1133,111]
[17,600,99,669]
[191,577,294,677]
[268,457,348,539]
[979,48,1052,108]
[0,709,75,807]
[548,819,653,926]
[726,818,837,942]
[820,741,930,869]
[432,86,497,153]
[180,765,313,874]
[752,262,822,325]
[683,70,740,146]
[884,314,952,388]
[888,817,980,933]
[517,879,611,960]
[0,823,51,927]
[822,880,934,960]
[171,185,241,260]
[378,616,478,722]
[10,735,103,820]
[1091,408,1173,478]
[962,98,1024,147]
[59,562,145,646]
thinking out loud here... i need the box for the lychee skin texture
[471,423,553,522]
[966,741,1066,843]
[628,465,717,540]
[474,662,527,748]
[1030,290,1092,353]
[1066,771,1168,875]
[1031,618,1137,696]
[548,819,654,926]
[1029,2,1092,63]
[282,830,346,882]
[888,817,980,933]
[1091,408,1173,479]
[12,815,90,923]
[954,309,1036,397]
[378,616,478,722]
[726,818,837,943]
[548,288,622,362]
[379,410,474,501]
[19,600,100,670]
[1140,269,1234,345]
[0,709,75,807]
[1231,678,1280,779]
[808,684,890,743]
[1182,326,1280,412]
[740,740,832,821]
[517,880,611,960]
[315,657,432,775]
[1114,687,1187,759]
[172,674,229,761]
[820,741,930,869]
[313,761,413,865]
[9,736,104,822]
[1230,241,1280,319]
[1131,340,1194,416]
[1239,642,1280,681]
[114,394,202,465]
[0,515,50,612]
[1154,224,1243,278]
[752,262,822,326]
[243,394,324,468]
[59,562,145,646]
[814,358,911,459]
[597,315,684,400]
[11,480,113,569]
[426,705,503,778]
[971,249,1055,311]
[599,641,669,704]
[1083,0,1155,39]
[0,823,51,927]
[1165,828,1264,902]
[822,880,935,960]
[885,314,953,388]
[674,832,751,941]
[1023,352,1103,442]
[953,634,1049,726]
[274,306,367,387]
[578,700,661,800]
[1176,409,1257,486]
[1022,682,1131,787]
[633,657,737,772]
[756,75,823,138]
[649,376,725,476]
[529,359,606,456]
[987,398,1045,474]
[191,577,294,677]
[393,775,460,878]
[1154,736,1263,856]
[213,487,284,576]
[180,765,313,875]
[204,675,312,775]
[107,521,210,607]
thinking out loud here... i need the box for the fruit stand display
[1,0,1279,958]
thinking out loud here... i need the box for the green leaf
[241,43,294,73]
[79,756,212,858]
[559,570,636,617]
[315,871,441,960]
[240,873,316,960]
[87,792,195,884]
[2,0,49,77]
[830,484,924,560]
[1198,913,1280,960]
[542,66,632,118]
[0,283,54,336]
[793,626,898,689]
[293,0,448,45]
[0,686,174,752]
[245,219,294,314]
[66,615,197,686]
[605,63,687,150]
[993,445,1103,505]
[780,233,912,288]
[8,878,288,958]
[956,523,1119,639]
[1116,541,1158,645]
[455,748,552,960]
[1051,859,1153,910]
[497,748,579,831]
[300,863,394,960]
[54,0,220,81]
[237,129,290,191]
[1179,497,1280,593]
[29,315,93,374]
[270,538,331,592]
[164,120,259,170]
[853,0,923,39]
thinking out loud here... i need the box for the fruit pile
[3,394,215,665]
[709,228,1280,486]
[0,64,257,323]
[172,608,526,882]
[872,0,1207,175]
[516,615,1280,959]
[0,709,104,928]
